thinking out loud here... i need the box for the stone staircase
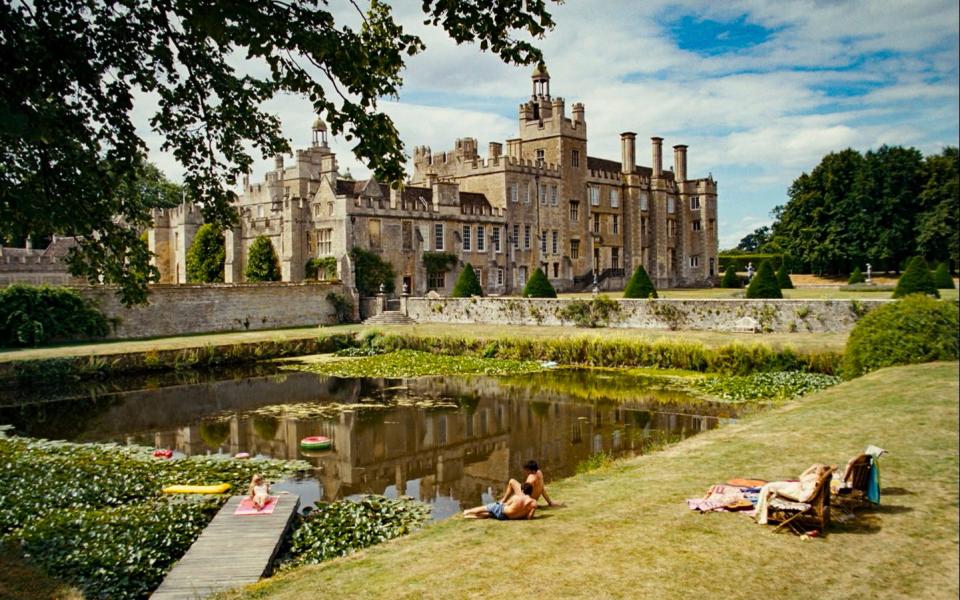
[363,310,417,325]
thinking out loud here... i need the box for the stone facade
[0,237,84,285]
[76,283,345,339]
[403,297,887,334]
[151,66,718,295]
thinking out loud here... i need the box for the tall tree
[915,147,960,266]
[1,0,558,304]
[736,226,770,252]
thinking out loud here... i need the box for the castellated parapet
[150,68,718,295]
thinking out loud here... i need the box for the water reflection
[0,369,738,521]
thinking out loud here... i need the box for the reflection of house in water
[33,369,728,511]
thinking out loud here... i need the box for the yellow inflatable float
[162,483,232,494]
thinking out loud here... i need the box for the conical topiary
[622,265,657,298]
[776,261,794,289]
[186,224,225,283]
[848,267,866,285]
[894,256,939,298]
[933,262,955,289]
[245,235,281,282]
[522,267,556,298]
[451,264,483,297]
[720,265,740,288]
[745,260,782,299]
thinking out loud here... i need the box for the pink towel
[234,496,278,515]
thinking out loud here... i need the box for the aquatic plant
[694,371,841,402]
[282,349,543,378]
[0,434,307,598]
[281,495,430,570]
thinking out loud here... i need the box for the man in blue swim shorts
[463,482,537,520]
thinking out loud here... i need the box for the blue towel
[866,459,881,504]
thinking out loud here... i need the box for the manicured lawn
[218,361,959,600]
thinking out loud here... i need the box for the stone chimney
[620,132,636,174]
[673,145,688,182]
[274,154,284,173]
[488,142,502,160]
[572,103,585,124]
[651,137,663,178]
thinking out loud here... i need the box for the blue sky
[142,0,960,249]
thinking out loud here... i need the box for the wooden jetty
[152,494,300,599]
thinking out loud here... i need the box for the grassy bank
[219,361,960,600]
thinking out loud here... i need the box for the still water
[1,366,739,520]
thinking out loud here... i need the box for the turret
[531,63,550,99]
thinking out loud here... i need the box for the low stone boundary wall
[405,297,890,333]
[79,283,348,339]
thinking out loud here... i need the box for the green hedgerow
[623,265,657,298]
[522,267,556,298]
[452,264,483,297]
[0,285,109,347]
[893,256,939,298]
[245,235,281,282]
[745,261,782,299]
[842,294,958,378]
[720,265,740,288]
[933,262,955,289]
[848,267,866,285]
[185,224,225,283]
[776,262,794,289]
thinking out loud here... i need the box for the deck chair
[833,453,872,512]
[768,466,836,536]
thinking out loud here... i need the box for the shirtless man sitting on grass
[463,482,538,520]
[500,460,563,508]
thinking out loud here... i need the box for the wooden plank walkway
[151,494,300,599]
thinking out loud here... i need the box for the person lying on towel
[463,482,538,520]
[754,463,832,525]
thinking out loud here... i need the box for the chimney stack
[488,142,503,160]
[572,103,585,124]
[673,145,688,182]
[651,137,663,178]
[620,132,636,174]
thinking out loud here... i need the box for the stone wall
[78,283,348,339]
[405,297,889,333]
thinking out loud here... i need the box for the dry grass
[218,361,959,600]
[368,322,847,353]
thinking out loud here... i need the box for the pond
[0,365,740,521]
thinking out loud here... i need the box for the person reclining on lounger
[464,482,538,520]
[754,463,832,525]
[499,460,563,507]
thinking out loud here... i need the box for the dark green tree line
[764,146,958,274]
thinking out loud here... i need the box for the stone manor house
[149,66,719,295]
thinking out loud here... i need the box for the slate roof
[586,156,663,179]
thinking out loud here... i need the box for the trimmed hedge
[842,294,958,378]
[623,266,657,298]
[933,262,955,289]
[776,262,794,289]
[893,256,939,298]
[720,265,740,288]
[452,264,483,297]
[848,267,866,284]
[745,261,782,299]
[245,235,281,282]
[719,253,784,272]
[0,285,109,347]
[522,267,556,298]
